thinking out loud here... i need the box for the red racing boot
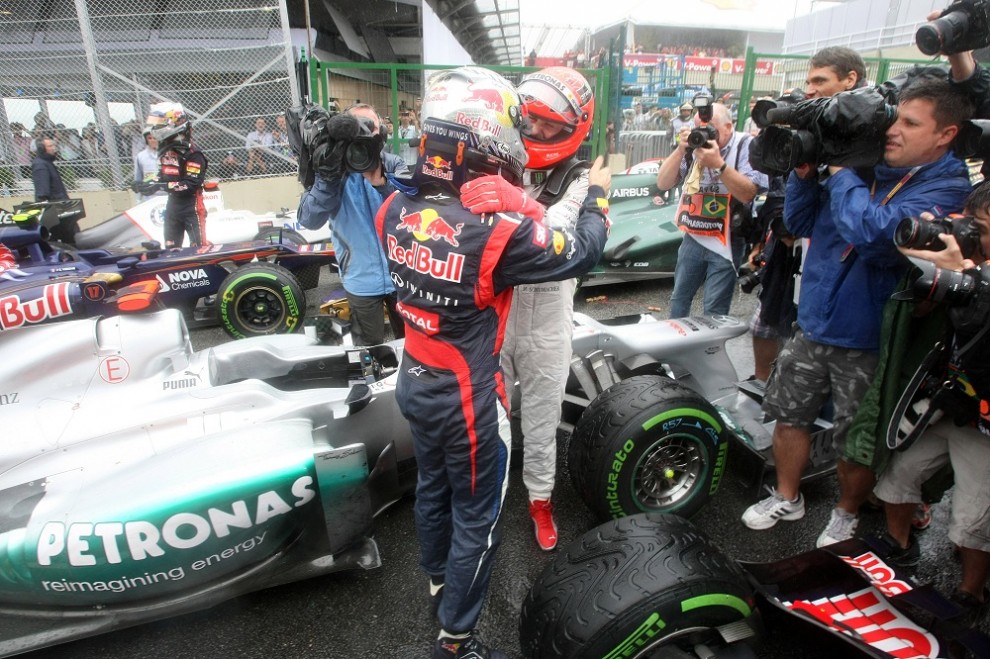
[528,499,558,551]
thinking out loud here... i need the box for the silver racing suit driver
[470,66,598,551]
[375,66,610,659]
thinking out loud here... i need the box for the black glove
[132,181,163,195]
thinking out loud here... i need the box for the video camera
[748,87,897,176]
[284,103,384,188]
[916,0,990,56]
[686,94,718,152]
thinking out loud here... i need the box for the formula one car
[581,170,682,287]
[0,303,832,655]
[521,513,990,658]
[0,200,334,338]
[72,185,331,250]
[0,309,413,657]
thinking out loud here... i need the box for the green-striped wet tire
[519,513,758,659]
[217,262,305,338]
[569,375,727,521]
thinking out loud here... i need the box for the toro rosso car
[0,309,414,657]
[0,201,333,338]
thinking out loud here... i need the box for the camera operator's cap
[679,102,693,112]
[418,66,528,184]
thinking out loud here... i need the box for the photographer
[742,77,974,547]
[657,99,768,317]
[297,103,409,346]
[873,181,990,624]
[922,7,990,120]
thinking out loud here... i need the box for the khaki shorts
[763,329,878,454]
[875,418,990,552]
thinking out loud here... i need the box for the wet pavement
[25,274,984,659]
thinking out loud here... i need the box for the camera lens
[687,125,717,149]
[894,217,947,251]
[911,259,975,304]
[344,136,382,173]
[915,11,970,56]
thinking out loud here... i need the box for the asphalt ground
[25,269,986,659]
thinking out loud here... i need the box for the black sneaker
[880,532,920,569]
[429,575,444,619]
[433,634,509,659]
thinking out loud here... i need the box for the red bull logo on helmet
[465,84,508,113]
[396,207,464,247]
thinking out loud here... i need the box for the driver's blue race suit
[375,181,609,634]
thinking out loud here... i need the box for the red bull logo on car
[396,208,463,247]
[0,282,74,330]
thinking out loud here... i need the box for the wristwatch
[718,162,727,175]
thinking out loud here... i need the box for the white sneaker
[741,488,805,530]
[816,508,859,547]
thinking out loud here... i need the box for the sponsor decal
[839,551,914,597]
[395,208,463,247]
[395,300,441,334]
[596,197,610,213]
[161,165,180,177]
[552,231,565,255]
[83,282,107,301]
[185,162,202,175]
[386,236,465,283]
[531,224,548,249]
[653,195,667,206]
[164,268,212,290]
[36,476,315,568]
[161,154,179,167]
[162,378,199,391]
[0,392,19,406]
[610,187,651,199]
[0,282,74,330]
[407,365,427,377]
[98,355,130,384]
[454,111,505,136]
[783,587,939,658]
[425,193,451,202]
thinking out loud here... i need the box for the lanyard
[871,165,922,206]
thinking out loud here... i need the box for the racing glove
[460,175,545,223]
[131,180,164,195]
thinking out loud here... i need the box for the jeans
[669,233,743,318]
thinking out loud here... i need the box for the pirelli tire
[217,262,305,338]
[519,513,758,659]
[569,375,727,521]
[253,228,321,289]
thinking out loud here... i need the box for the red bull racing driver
[375,66,611,659]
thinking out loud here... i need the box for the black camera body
[749,87,897,176]
[687,125,718,150]
[916,0,990,56]
[894,215,983,259]
[344,132,384,174]
[905,259,990,335]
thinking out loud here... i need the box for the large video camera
[284,103,384,188]
[916,0,990,56]
[749,87,897,176]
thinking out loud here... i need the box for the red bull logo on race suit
[395,208,463,247]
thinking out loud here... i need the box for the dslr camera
[902,259,990,333]
[749,87,897,176]
[894,215,982,258]
[916,0,990,56]
[686,94,718,152]
[738,252,767,295]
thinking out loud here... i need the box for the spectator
[270,114,295,174]
[80,124,105,177]
[740,77,974,547]
[56,127,82,164]
[297,103,407,346]
[750,48,868,381]
[32,138,68,202]
[133,129,161,201]
[657,101,768,318]
[377,66,610,659]
[397,109,420,166]
[670,102,694,149]
[122,120,146,160]
[245,117,272,175]
[873,181,990,623]
[10,122,32,177]
[216,151,245,179]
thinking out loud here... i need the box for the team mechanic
[143,103,209,248]
[375,66,610,659]
[466,66,597,551]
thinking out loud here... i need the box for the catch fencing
[0,0,299,197]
